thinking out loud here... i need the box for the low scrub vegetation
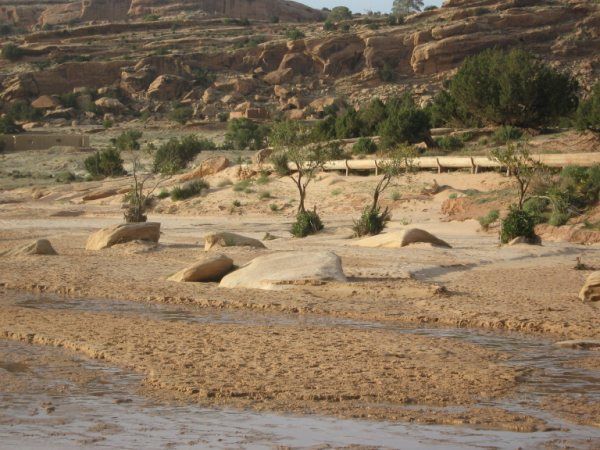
[291,209,324,238]
[84,148,125,178]
[224,118,269,150]
[153,135,216,174]
[170,180,209,201]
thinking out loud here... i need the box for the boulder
[82,188,119,201]
[233,78,258,95]
[204,232,266,251]
[220,251,347,290]
[86,222,161,251]
[95,97,126,113]
[2,239,57,257]
[263,68,294,85]
[31,95,60,109]
[202,87,220,104]
[354,229,452,249]
[147,75,189,101]
[168,253,233,282]
[579,271,600,302]
[180,156,229,182]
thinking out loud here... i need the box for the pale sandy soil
[1,155,600,440]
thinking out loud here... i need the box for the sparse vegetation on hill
[576,82,600,133]
[224,119,269,151]
[84,148,125,178]
[153,135,216,174]
[436,48,579,128]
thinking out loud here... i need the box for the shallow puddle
[1,292,600,449]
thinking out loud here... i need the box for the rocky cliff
[1,0,598,123]
[4,0,324,27]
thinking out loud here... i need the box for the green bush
[359,98,387,136]
[500,207,536,244]
[169,106,193,125]
[378,95,432,149]
[157,189,170,199]
[270,152,291,176]
[379,63,395,82]
[7,100,41,122]
[548,210,570,227]
[435,135,464,151]
[492,126,523,145]
[335,108,362,139]
[1,43,24,61]
[523,197,550,224]
[447,48,578,128]
[54,171,77,183]
[192,67,216,88]
[285,28,305,40]
[478,209,499,231]
[114,130,142,152]
[291,209,324,238]
[233,179,252,192]
[576,82,600,133]
[323,20,335,31]
[84,148,125,178]
[0,116,23,134]
[170,180,209,201]
[353,206,390,237]
[153,135,216,174]
[352,137,378,155]
[224,118,269,150]
[328,6,352,21]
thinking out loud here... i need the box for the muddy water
[2,293,600,449]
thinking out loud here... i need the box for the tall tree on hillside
[392,0,424,16]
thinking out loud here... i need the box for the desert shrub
[353,206,391,237]
[0,116,23,134]
[367,23,380,31]
[340,23,351,32]
[103,119,113,129]
[7,100,41,122]
[291,209,324,238]
[84,148,125,178]
[1,43,24,61]
[576,82,600,133]
[285,28,305,40]
[258,191,271,200]
[427,89,477,128]
[233,180,252,192]
[114,130,142,152]
[352,137,378,155]
[323,20,335,31]
[270,152,291,176]
[59,92,79,109]
[523,197,550,224]
[256,171,270,185]
[0,138,4,153]
[391,190,401,201]
[157,189,170,199]
[192,67,216,88]
[435,135,464,151]
[153,135,215,174]
[314,115,337,141]
[548,209,570,227]
[447,48,578,128]
[500,206,536,244]
[478,209,500,231]
[359,98,387,135]
[54,171,77,183]
[424,5,438,10]
[169,106,193,125]
[143,14,160,21]
[378,94,432,149]
[170,180,208,201]
[328,6,352,21]
[224,118,269,150]
[492,126,523,144]
[379,63,395,82]
[335,108,362,139]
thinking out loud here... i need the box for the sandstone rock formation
[168,253,233,282]
[86,222,161,250]
[2,239,58,257]
[579,271,600,302]
[219,251,347,290]
[180,156,229,182]
[354,229,452,249]
[204,232,266,251]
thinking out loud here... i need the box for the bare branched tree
[491,141,546,210]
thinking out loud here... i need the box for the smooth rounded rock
[86,222,160,251]
[168,254,234,282]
